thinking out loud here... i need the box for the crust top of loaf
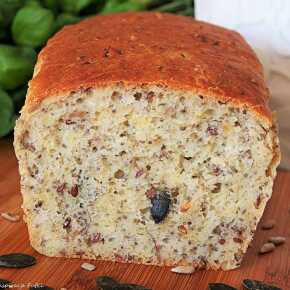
[24,12,271,122]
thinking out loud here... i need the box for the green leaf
[0,45,36,90]
[153,1,188,13]
[55,13,81,31]
[12,6,55,47]
[11,85,27,112]
[0,88,15,137]
[0,14,6,40]
[0,0,24,28]
[60,0,93,14]
[24,0,42,7]
[41,0,59,13]
[0,28,6,40]
[100,0,146,14]
[80,0,106,15]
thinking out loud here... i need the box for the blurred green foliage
[101,0,147,14]
[55,13,82,31]
[12,6,55,47]
[0,45,36,90]
[0,88,16,137]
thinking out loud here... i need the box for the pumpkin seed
[96,276,150,290]
[208,283,237,290]
[96,276,119,290]
[114,284,151,290]
[0,279,12,289]
[29,285,54,290]
[0,253,36,268]
[242,279,282,290]
[150,190,171,223]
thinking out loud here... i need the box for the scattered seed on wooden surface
[81,262,96,271]
[259,242,275,254]
[0,278,12,289]
[208,283,237,290]
[114,284,151,290]
[261,219,276,230]
[171,265,195,274]
[242,279,282,290]
[0,212,20,222]
[29,285,54,290]
[96,276,151,290]
[0,253,36,268]
[96,276,120,290]
[268,236,286,246]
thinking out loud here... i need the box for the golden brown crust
[24,12,272,123]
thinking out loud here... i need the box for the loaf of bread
[14,12,280,270]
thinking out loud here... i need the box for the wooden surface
[0,137,289,290]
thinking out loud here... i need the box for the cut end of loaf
[14,84,280,270]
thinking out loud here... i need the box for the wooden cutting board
[0,137,289,290]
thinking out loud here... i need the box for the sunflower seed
[0,253,36,268]
[268,236,286,246]
[29,285,54,290]
[171,265,195,274]
[81,262,96,271]
[0,279,12,289]
[261,219,275,230]
[0,212,20,222]
[96,276,119,290]
[242,279,282,290]
[208,283,237,290]
[259,242,275,254]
